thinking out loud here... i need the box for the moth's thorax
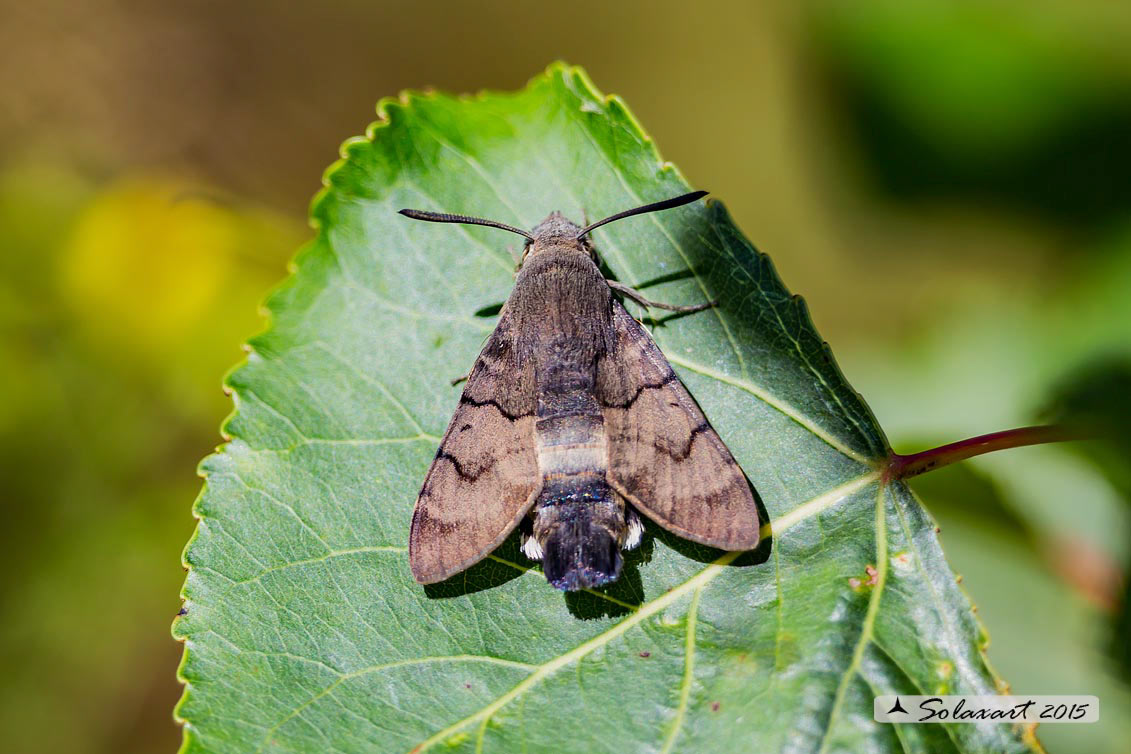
[508,246,614,362]
[523,212,595,262]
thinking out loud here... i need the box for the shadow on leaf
[473,301,504,318]
[422,529,529,599]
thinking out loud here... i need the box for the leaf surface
[174,64,1037,754]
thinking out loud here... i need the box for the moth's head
[527,212,591,260]
[530,212,584,244]
[396,190,708,267]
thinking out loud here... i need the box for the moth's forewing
[408,311,541,584]
[598,304,760,551]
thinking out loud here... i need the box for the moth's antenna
[575,190,708,240]
[398,209,535,242]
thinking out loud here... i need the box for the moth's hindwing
[409,311,541,584]
[598,303,760,551]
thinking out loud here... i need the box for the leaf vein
[660,585,701,754]
[228,546,407,587]
[667,353,875,465]
[256,656,536,752]
[229,474,334,553]
[815,483,890,754]
[309,341,429,435]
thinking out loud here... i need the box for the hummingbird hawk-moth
[399,191,760,591]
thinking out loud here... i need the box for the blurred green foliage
[0,168,304,753]
[811,0,1131,223]
[1,1,1128,752]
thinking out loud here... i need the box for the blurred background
[1,1,1128,751]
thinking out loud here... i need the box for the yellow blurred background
[2,1,1129,752]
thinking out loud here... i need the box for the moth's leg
[607,280,716,313]
[623,507,644,550]
[450,372,471,387]
[519,516,543,560]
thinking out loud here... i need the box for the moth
[399,191,760,591]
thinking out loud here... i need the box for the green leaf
[174,64,1037,753]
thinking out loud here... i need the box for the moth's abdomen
[533,364,607,480]
[531,365,628,590]
[533,476,624,591]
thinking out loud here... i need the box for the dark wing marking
[409,311,541,583]
[597,303,759,551]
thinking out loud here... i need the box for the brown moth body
[400,192,760,591]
